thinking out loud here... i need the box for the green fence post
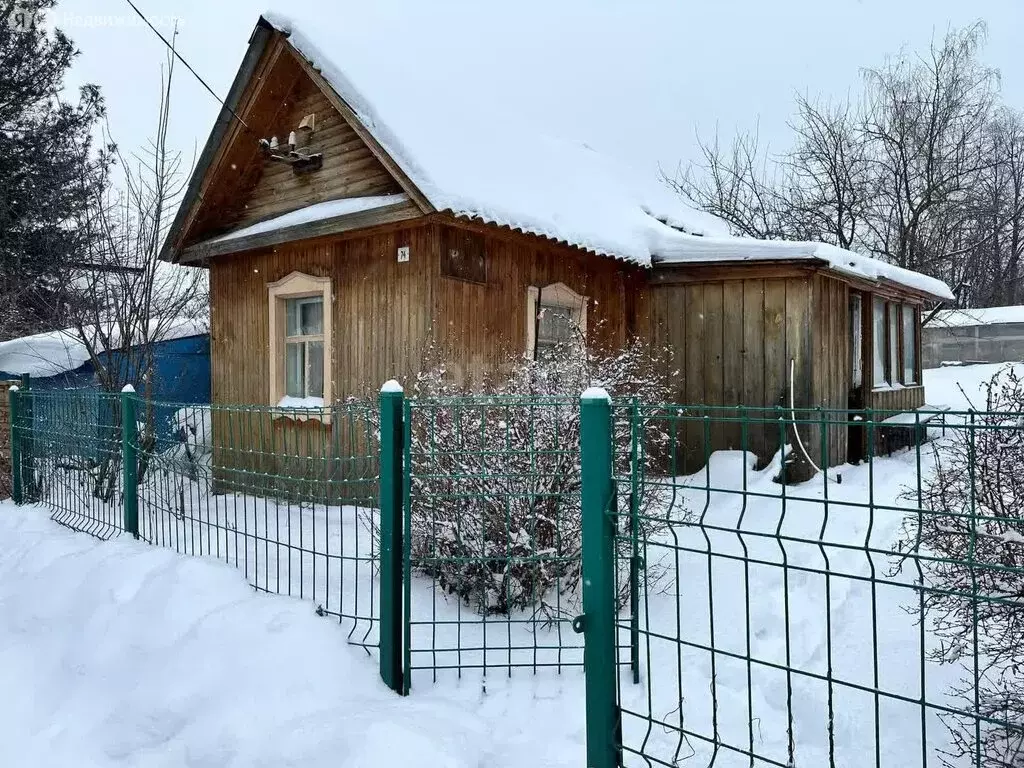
[580,387,620,768]
[19,374,37,502]
[121,385,139,538]
[379,380,405,694]
[628,397,641,685]
[8,385,22,505]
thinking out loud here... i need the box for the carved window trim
[267,271,333,420]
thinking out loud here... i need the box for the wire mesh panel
[614,402,1024,768]
[134,400,381,647]
[18,389,125,538]
[402,396,587,682]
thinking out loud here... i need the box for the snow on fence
[7,383,1024,768]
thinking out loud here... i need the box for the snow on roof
[262,12,729,266]
[0,318,208,379]
[208,194,409,245]
[929,305,1024,328]
[260,12,952,302]
[652,232,955,300]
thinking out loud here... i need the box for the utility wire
[121,0,254,135]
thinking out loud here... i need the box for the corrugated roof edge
[652,234,954,302]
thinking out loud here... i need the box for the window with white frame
[285,297,324,399]
[902,303,918,384]
[871,296,921,388]
[888,301,900,385]
[872,297,887,386]
[525,283,588,361]
[268,272,332,413]
[850,294,863,388]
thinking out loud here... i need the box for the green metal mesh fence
[401,396,587,682]
[11,385,1024,767]
[611,404,1024,768]
[13,390,380,648]
[16,389,125,538]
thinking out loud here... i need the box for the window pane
[888,303,899,385]
[301,298,323,336]
[535,341,558,363]
[285,297,323,337]
[873,298,887,386]
[285,299,302,337]
[286,342,305,397]
[903,305,917,384]
[308,341,324,398]
[538,304,576,345]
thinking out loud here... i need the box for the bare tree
[784,94,870,250]
[669,129,792,241]
[53,29,207,499]
[860,23,999,273]
[63,29,206,396]
[674,22,1024,314]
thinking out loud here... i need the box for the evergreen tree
[0,0,107,339]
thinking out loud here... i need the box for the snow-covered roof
[262,12,729,265]
[259,12,952,302]
[929,305,1024,328]
[207,194,409,245]
[0,318,208,378]
[652,233,955,300]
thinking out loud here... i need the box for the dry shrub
[404,336,686,619]
[902,366,1024,767]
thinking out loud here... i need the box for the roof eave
[179,198,424,263]
[651,256,951,302]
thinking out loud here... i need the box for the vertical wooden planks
[683,284,706,471]
[741,279,766,461]
[781,277,812,467]
[762,279,788,463]
[721,280,745,451]
[703,282,725,456]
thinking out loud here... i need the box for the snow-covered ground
[923,361,1023,411]
[0,503,585,767]
[1,362,1019,766]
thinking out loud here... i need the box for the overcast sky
[53,0,1024,186]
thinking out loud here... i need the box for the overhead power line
[120,0,253,134]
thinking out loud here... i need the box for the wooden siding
[233,75,402,229]
[811,275,851,466]
[210,223,437,406]
[649,275,817,471]
[431,222,645,389]
[210,219,645,404]
[869,384,926,413]
[182,46,402,248]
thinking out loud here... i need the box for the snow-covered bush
[404,336,683,618]
[902,366,1024,767]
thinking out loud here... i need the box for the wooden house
[160,14,952,477]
